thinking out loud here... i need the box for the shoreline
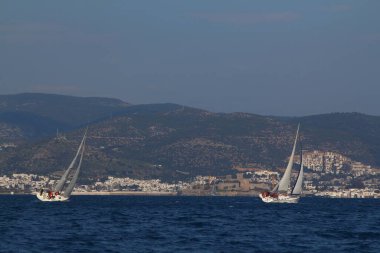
[0,191,178,196]
[72,191,177,196]
[1,192,379,198]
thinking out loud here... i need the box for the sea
[0,195,379,253]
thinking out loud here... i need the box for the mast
[272,124,299,193]
[292,139,304,195]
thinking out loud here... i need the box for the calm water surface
[0,195,379,252]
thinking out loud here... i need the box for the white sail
[275,124,299,193]
[291,152,304,195]
[53,131,87,192]
[63,137,85,197]
[53,167,72,192]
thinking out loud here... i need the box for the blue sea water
[0,196,379,253]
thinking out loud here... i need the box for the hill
[1,96,379,181]
[0,93,129,141]
[294,113,380,165]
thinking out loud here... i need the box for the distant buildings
[297,150,376,176]
[0,174,50,192]
[90,176,180,193]
[299,150,350,174]
[315,189,380,198]
[0,174,182,194]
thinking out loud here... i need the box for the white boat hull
[36,192,69,202]
[259,193,300,203]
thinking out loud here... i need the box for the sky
[0,0,379,116]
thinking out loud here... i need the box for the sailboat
[259,124,304,203]
[36,129,87,202]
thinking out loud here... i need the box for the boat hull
[259,193,300,203]
[36,193,69,202]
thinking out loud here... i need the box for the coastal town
[1,150,379,198]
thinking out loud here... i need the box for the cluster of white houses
[299,150,376,176]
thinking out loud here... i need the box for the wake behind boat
[36,129,87,202]
[259,124,304,204]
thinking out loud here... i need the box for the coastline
[72,191,177,196]
[1,191,379,198]
[0,191,177,196]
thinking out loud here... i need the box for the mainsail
[63,137,86,197]
[272,124,299,193]
[291,146,304,195]
[53,130,87,193]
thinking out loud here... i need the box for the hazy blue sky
[1,1,379,116]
